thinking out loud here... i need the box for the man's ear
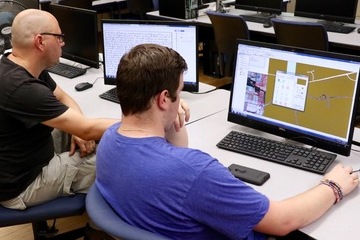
[34,34,45,51]
[157,90,169,110]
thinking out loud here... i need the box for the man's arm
[53,84,83,114]
[47,84,118,156]
[254,164,359,236]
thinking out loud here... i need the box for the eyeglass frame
[40,33,65,43]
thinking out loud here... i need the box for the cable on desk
[190,87,228,94]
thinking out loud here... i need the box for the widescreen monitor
[50,4,99,68]
[101,19,199,92]
[228,39,360,156]
[294,0,358,24]
[235,0,283,15]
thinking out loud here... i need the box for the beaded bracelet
[320,179,344,204]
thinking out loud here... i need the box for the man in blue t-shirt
[96,43,359,239]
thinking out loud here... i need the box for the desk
[186,107,360,240]
[147,7,360,53]
[50,62,229,124]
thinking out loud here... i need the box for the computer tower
[159,0,198,19]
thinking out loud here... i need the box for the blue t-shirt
[96,123,269,240]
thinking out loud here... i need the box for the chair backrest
[127,0,154,19]
[206,11,250,77]
[58,0,93,10]
[271,18,329,51]
[86,184,171,240]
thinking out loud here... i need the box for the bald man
[0,9,118,210]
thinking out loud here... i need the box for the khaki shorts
[0,130,96,210]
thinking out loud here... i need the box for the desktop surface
[186,109,360,240]
[147,7,360,51]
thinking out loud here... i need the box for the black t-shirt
[0,54,69,201]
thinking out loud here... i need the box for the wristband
[320,179,343,204]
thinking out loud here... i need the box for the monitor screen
[101,19,199,92]
[228,39,360,156]
[16,0,39,9]
[50,4,99,68]
[235,0,283,15]
[294,0,358,24]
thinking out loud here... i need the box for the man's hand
[69,136,96,157]
[174,99,190,132]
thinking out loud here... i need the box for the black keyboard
[240,14,274,24]
[217,131,337,174]
[48,62,87,79]
[321,22,355,34]
[99,87,119,104]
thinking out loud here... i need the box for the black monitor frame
[228,39,360,156]
[101,19,199,92]
[50,3,99,69]
[16,0,39,9]
[235,0,283,15]
[294,0,359,24]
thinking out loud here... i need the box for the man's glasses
[40,33,65,43]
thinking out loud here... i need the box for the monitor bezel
[15,0,39,9]
[294,0,359,24]
[228,39,360,156]
[101,19,199,93]
[50,3,100,69]
[235,0,283,15]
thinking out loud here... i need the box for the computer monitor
[16,0,39,9]
[228,39,360,156]
[101,19,199,92]
[50,4,99,68]
[294,0,358,24]
[235,0,283,16]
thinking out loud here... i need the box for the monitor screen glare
[101,19,199,92]
[228,39,360,156]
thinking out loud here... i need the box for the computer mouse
[75,82,93,91]
[357,28,360,33]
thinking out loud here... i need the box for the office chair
[206,11,250,78]
[0,194,87,240]
[271,18,329,51]
[86,184,171,240]
[127,0,154,19]
[58,0,93,10]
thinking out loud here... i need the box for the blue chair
[0,194,86,240]
[271,18,329,51]
[86,184,171,240]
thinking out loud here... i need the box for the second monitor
[101,19,199,93]
[235,0,283,23]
